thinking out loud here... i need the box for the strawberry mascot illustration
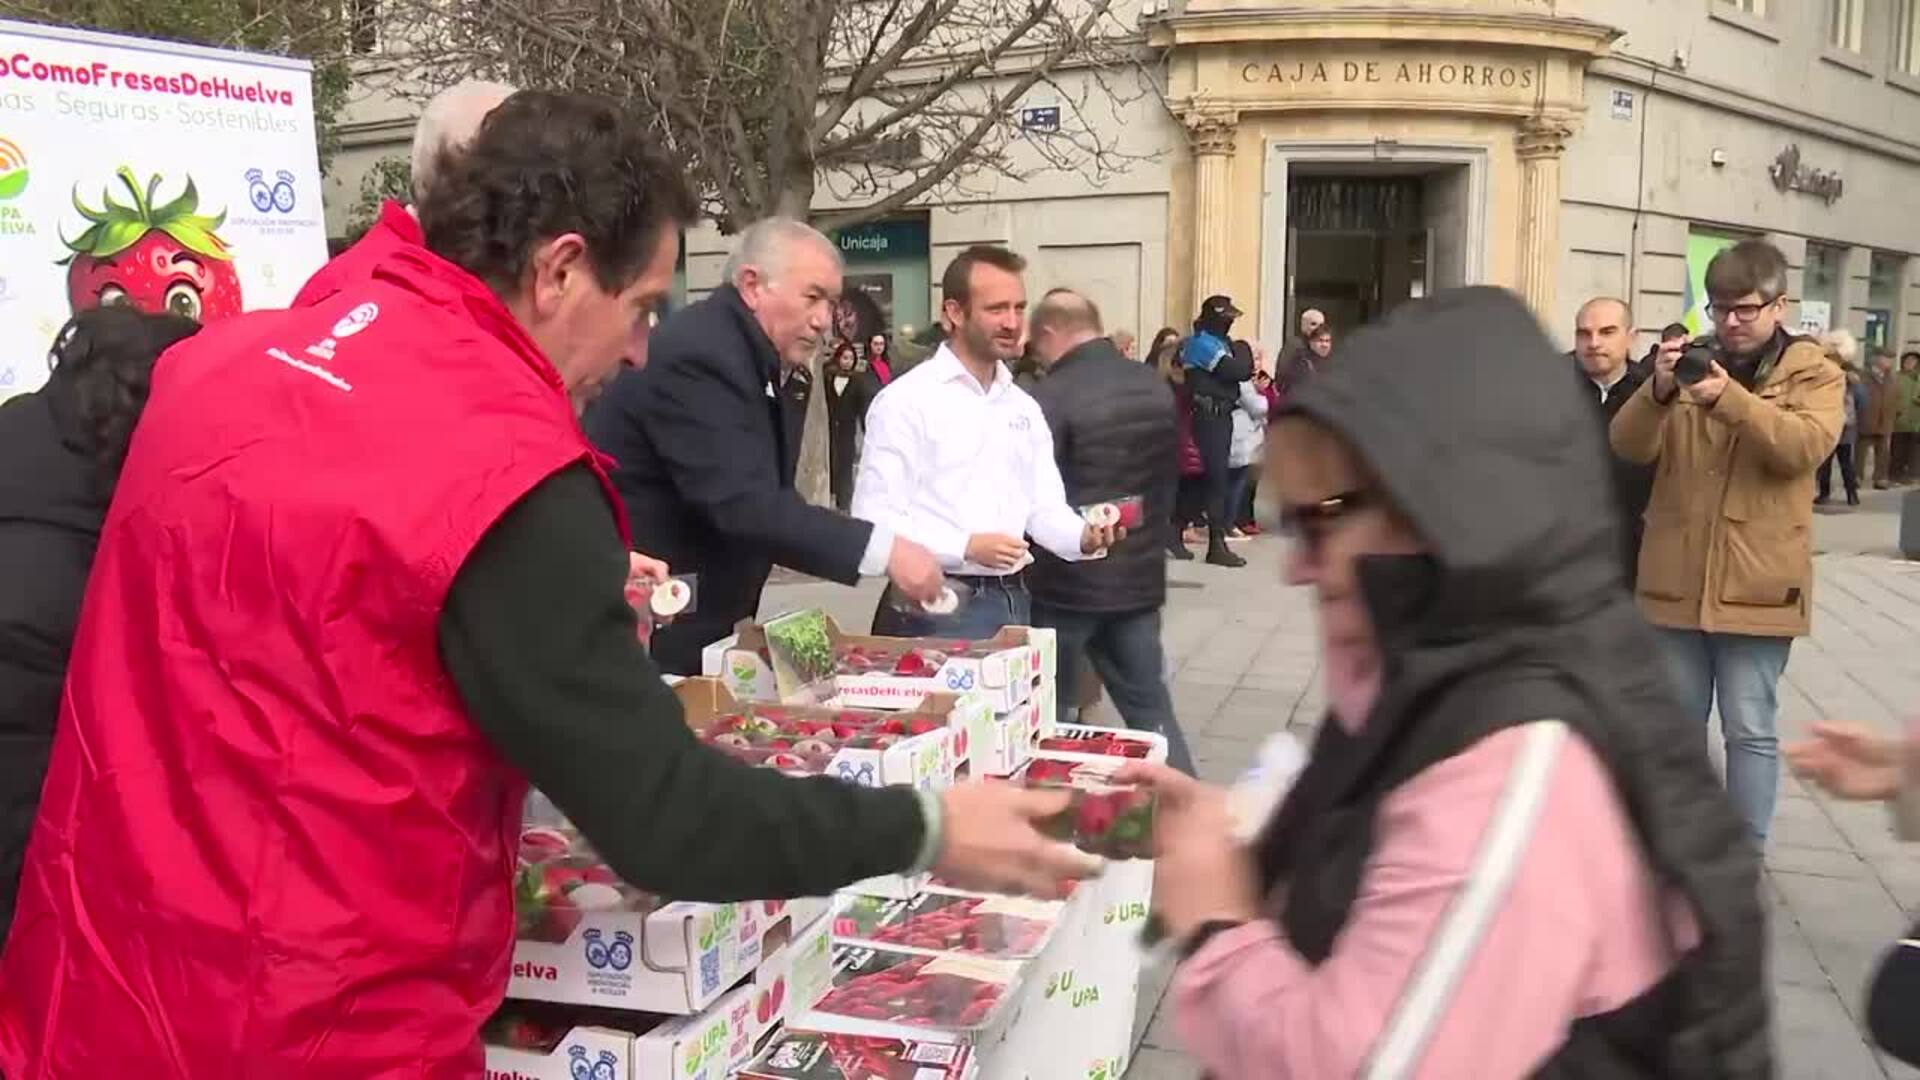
[59,166,242,323]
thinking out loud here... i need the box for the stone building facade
[324,0,1920,354]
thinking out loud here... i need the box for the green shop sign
[832,218,929,262]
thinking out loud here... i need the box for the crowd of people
[0,74,1918,1079]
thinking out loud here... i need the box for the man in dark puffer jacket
[1026,289,1193,773]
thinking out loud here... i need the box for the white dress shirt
[852,343,1089,576]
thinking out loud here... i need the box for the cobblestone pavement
[761,487,1920,1079]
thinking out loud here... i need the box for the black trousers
[1818,443,1858,500]
[1189,401,1234,544]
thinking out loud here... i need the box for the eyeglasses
[1706,298,1779,324]
[1276,491,1372,555]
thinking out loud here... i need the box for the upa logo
[0,136,26,200]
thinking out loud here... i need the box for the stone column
[1183,107,1238,314]
[1514,115,1573,320]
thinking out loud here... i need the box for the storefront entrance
[1276,162,1477,338]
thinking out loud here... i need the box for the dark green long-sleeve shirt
[438,464,925,900]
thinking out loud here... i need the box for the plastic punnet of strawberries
[1035,733,1153,758]
[513,825,653,942]
[1029,782,1156,861]
[858,895,1052,958]
[813,950,1008,1031]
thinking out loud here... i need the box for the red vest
[293,199,424,307]
[0,234,622,1077]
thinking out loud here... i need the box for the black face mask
[1196,313,1235,338]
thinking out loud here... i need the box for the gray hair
[411,79,518,201]
[724,217,841,286]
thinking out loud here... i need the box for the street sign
[1020,106,1061,133]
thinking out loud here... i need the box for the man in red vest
[0,91,1092,1079]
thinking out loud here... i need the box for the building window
[1898,0,1920,75]
[1722,0,1768,15]
[1867,252,1906,349]
[1803,242,1847,335]
[348,0,379,55]
[1829,0,1866,51]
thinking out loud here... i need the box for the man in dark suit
[586,219,943,674]
[1025,290,1193,774]
[1573,296,1656,587]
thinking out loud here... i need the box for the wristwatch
[1179,918,1246,960]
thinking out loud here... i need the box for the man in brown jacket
[1611,239,1844,846]
[1862,349,1901,490]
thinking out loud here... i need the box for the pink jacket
[1173,722,1698,1078]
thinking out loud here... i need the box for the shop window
[1802,242,1846,336]
[1828,0,1866,51]
[1898,0,1920,75]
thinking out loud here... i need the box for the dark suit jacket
[1579,359,1655,588]
[1028,337,1179,613]
[586,286,872,674]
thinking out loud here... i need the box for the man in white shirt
[854,246,1120,637]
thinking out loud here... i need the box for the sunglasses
[1275,491,1373,554]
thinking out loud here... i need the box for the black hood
[1286,286,1620,645]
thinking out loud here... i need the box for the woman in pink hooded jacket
[1124,288,1769,1078]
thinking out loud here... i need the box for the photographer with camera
[1610,239,1844,847]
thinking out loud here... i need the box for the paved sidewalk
[760,488,1920,1079]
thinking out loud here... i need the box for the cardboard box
[967,681,1053,778]
[483,984,746,1080]
[741,1031,979,1079]
[675,678,960,792]
[704,616,1056,714]
[488,912,833,1079]
[507,893,830,1015]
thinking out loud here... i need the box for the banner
[0,19,327,399]
[1681,229,1745,338]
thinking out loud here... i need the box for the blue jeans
[1656,628,1793,845]
[1031,603,1195,775]
[871,575,1031,639]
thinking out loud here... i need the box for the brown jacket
[1864,371,1902,436]
[1610,337,1844,638]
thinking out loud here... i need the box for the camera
[1675,337,1719,386]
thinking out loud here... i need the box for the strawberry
[60,167,241,322]
[904,717,943,736]
[892,650,930,677]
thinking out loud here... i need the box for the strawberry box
[510,812,834,1014]
[1031,721,1167,765]
[790,945,1025,1042]
[831,888,1062,960]
[483,989,746,1080]
[486,912,830,1080]
[675,679,959,793]
[705,614,1056,714]
[741,1031,978,1080]
[967,681,1054,778]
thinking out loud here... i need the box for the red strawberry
[893,650,930,676]
[60,168,241,322]
[755,988,774,1024]
[1075,792,1120,838]
[904,716,943,736]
